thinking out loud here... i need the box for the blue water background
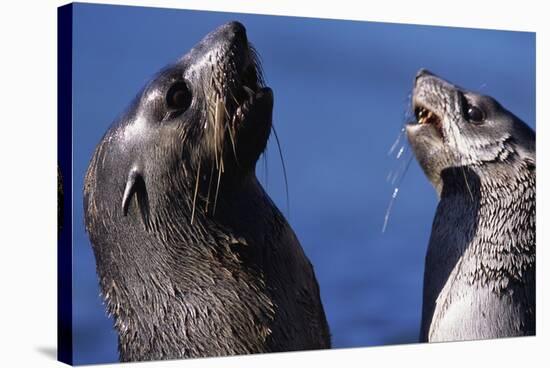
[71,3,535,364]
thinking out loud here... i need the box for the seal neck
[440,160,535,203]
[437,161,535,290]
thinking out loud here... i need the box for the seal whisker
[212,158,223,216]
[461,165,475,202]
[214,95,226,169]
[383,112,415,232]
[228,87,240,107]
[204,164,215,214]
[389,144,410,186]
[382,188,399,234]
[388,126,406,156]
[444,114,474,200]
[226,123,239,165]
[220,99,237,162]
[271,124,290,216]
[382,152,413,233]
[191,160,201,225]
[262,148,269,190]
[386,169,393,183]
[249,44,265,87]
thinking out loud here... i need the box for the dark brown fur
[83,22,330,362]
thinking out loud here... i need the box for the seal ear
[122,167,150,229]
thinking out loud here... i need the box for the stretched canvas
[57,2,536,365]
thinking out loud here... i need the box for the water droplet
[396,146,405,159]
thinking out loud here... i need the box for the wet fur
[406,70,535,342]
[84,22,330,361]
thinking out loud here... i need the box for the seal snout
[203,21,264,97]
[210,21,252,73]
[219,21,247,42]
[206,23,269,121]
[210,21,248,47]
[415,68,435,81]
[410,70,448,138]
[188,21,272,168]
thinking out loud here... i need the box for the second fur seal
[406,70,535,342]
[84,22,330,361]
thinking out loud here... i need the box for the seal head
[92,21,273,227]
[406,70,535,342]
[84,22,330,361]
[406,69,535,195]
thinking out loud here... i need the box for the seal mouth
[206,39,270,128]
[191,28,274,221]
[204,35,273,170]
[230,53,270,127]
[414,104,443,137]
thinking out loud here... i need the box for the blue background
[71,3,536,365]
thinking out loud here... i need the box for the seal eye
[166,82,192,111]
[466,105,484,123]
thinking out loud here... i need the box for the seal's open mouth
[414,105,443,137]
[231,56,270,127]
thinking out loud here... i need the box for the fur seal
[84,22,330,361]
[406,69,535,342]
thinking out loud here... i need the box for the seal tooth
[236,106,242,121]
